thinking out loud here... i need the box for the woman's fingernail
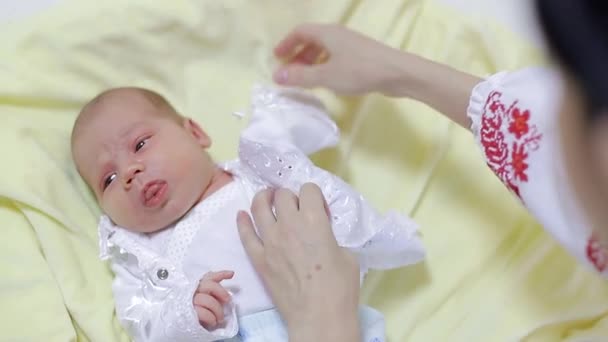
[274,68,288,84]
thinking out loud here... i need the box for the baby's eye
[135,138,148,152]
[103,173,116,191]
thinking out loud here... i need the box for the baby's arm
[240,86,339,155]
[239,139,425,271]
[110,260,238,342]
[238,86,423,271]
[296,164,425,271]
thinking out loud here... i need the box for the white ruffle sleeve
[467,67,608,276]
[238,86,425,271]
[98,217,239,342]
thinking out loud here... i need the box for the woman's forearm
[382,49,482,129]
[274,24,481,128]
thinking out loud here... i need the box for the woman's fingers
[237,210,265,268]
[273,188,299,222]
[274,24,324,59]
[273,24,330,88]
[298,183,336,242]
[273,63,326,88]
[250,189,276,234]
[298,183,328,218]
[291,44,326,65]
[274,22,412,96]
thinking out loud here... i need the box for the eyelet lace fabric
[238,136,425,270]
[166,181,239,266]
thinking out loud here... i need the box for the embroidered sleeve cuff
[467,71,509,138]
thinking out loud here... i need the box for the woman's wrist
[289,309,361,342]
[379,49,482,128]
[378,48,430,98]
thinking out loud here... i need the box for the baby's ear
[183,118,211,148]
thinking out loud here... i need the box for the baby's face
[72,91,216,233]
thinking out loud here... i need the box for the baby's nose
[122,163,144,188]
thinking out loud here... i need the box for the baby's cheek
[102,195,137,227]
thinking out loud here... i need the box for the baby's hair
[71,87,183,145]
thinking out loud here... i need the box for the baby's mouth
[141,180,168,208]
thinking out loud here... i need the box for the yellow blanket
[1,0,606,341]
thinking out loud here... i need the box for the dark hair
[536,0,608,117]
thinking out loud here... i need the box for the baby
[71,85,424,341]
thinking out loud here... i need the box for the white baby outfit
[98,86,426,341]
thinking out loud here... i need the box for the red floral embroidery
[511,143,529,182]
[479,91,542,197]
[586,233,608,272]
[508,108,530,139]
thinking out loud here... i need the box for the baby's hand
[193,270,234,330]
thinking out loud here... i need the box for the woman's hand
[273,23,481,128]
[273,23,407,96]
[237,183,361,342]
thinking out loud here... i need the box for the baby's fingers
[194,293,224,327]
[197,279,231,303]
[195,305,218,329]
[202,270,234,283]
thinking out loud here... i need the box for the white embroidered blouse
[468,67,608,277]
